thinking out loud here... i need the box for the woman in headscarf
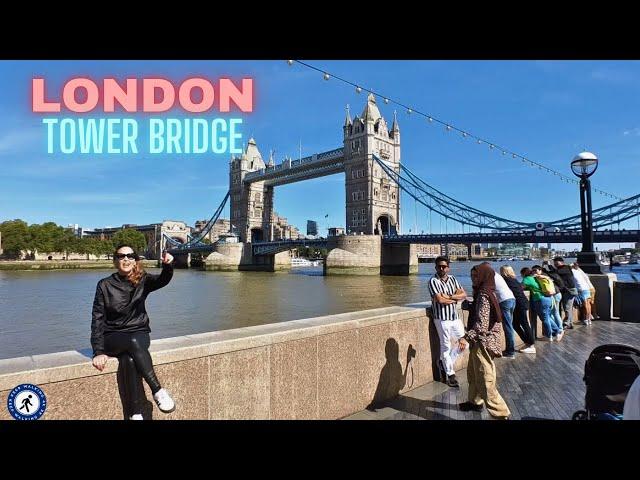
[458,262,511,419]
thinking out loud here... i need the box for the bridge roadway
[168,229,640,256]
[250,229,640,256]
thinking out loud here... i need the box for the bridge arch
[251,228,264,243]
[375,214,396,235]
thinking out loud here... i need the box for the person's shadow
[366,338,415,411]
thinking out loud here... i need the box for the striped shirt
[429,274,463,320]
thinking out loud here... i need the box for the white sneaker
[153,388,176,413]
[129,414,144,420]
[556,331,565,342]
[520,346,536,354]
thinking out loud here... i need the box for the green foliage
[0,219,116,258]
[111,229,146,254]
[0,219,30,256]
[81,237,113,257]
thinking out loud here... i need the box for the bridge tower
[343,94,401,236]
[229,138,273,243]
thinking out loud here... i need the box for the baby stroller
[572,344,640,420]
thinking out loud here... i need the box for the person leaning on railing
[571,262,594,325]
[500,265,535,353]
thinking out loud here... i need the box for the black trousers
[513,305,535,346]
[104,331,162,415]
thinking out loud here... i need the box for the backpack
[535,275,556,296]
[548,271,566,294]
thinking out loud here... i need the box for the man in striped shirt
[429,256,468,387]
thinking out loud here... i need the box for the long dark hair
[113,244,145,286]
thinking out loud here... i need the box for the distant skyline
[1,60,639,249]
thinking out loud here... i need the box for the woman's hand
[161,251,174,264]
[92,354,109,371]
[458,338,469,351]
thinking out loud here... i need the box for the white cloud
[623,128,640,136]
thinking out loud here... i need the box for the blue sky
[1,60,639,249]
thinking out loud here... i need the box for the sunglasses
[436,264,449,269]
[115,253,138,261]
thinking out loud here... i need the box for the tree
[54,228,79,257]
[0,219,30,257]
[29,222,67,254]
[112,229,146,254]
[81,237,114,259]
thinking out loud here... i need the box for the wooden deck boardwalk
[344,321,640,420]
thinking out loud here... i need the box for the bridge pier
[169,252,190,268]
[324,235,382,275]
[203,242,291,272]
[381,243,419,275]
[240,251,291,272]
[323,235,418,276]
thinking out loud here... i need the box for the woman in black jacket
[500,265,535,353]
[91,244,175,419]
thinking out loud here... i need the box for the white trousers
[434,317,466,376]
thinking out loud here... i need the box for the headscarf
[469,262,503,328]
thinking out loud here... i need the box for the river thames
[0,261,636,360]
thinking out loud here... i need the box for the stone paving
[344,321,640,420]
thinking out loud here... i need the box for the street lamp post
[571,151,603,274]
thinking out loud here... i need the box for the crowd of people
[428,256,598,420]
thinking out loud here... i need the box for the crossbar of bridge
[243,148,345,186]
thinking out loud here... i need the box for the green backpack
[535,275,556,296]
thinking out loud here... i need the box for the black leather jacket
[91,263,173,356]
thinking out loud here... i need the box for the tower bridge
[229,94,401,245]
[165,93,640,274]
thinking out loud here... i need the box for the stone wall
[1,302,531,420]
